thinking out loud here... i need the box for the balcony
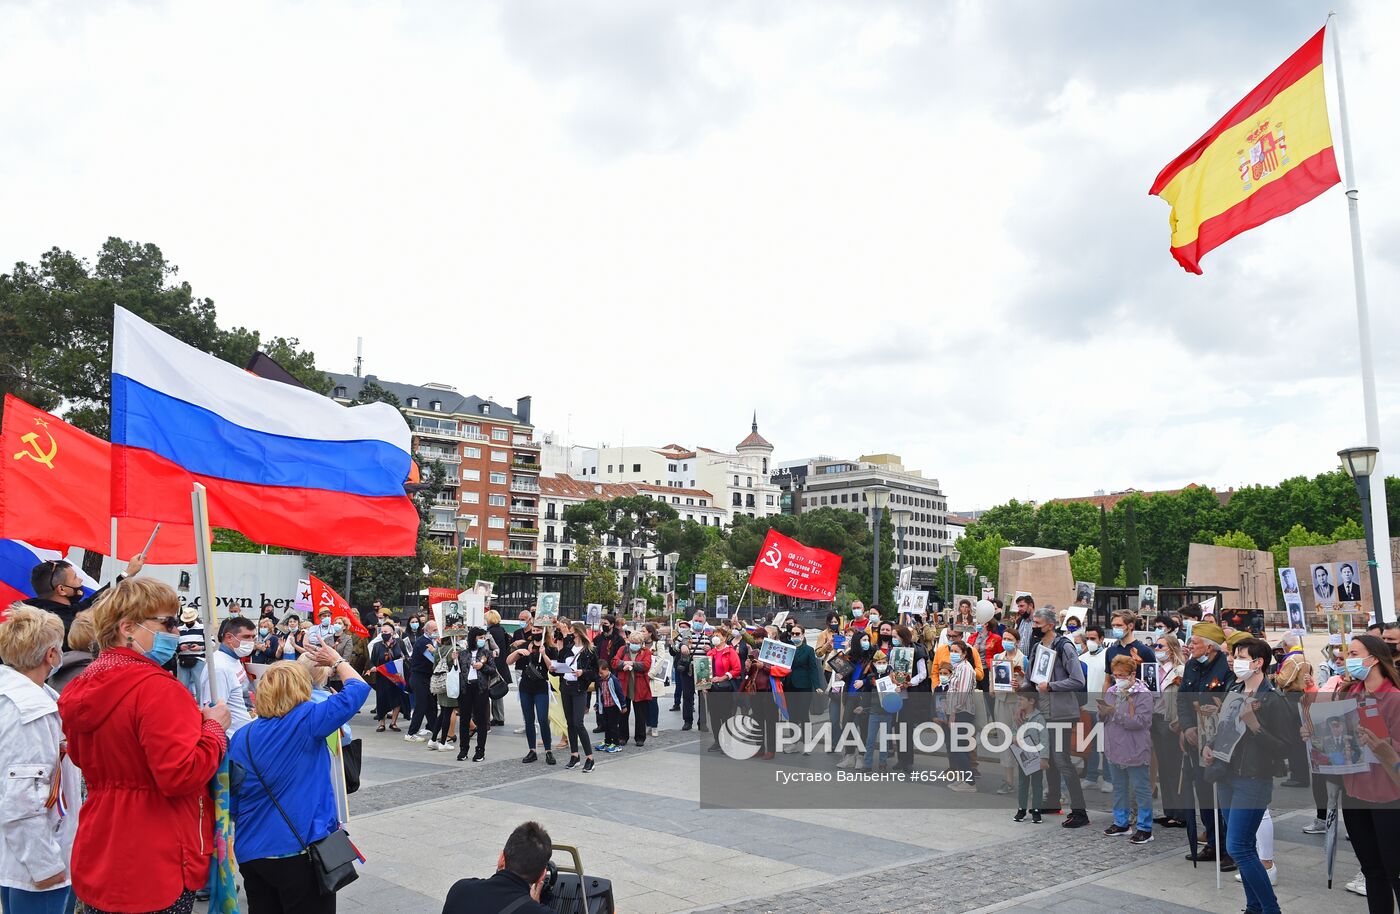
[429,517,456,533]
[512,437,541,451]
[511,459,542,473]
[510,523,539,534]
[509,503,539,515]
[510,479,541,494]
[416,448,461,465]
[411,419,460,440]
[437,476,460,487]
[509,544,537,558]
[431,496,459,509]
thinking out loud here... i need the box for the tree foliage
[1211,530,1259,551]
[0,238,324,435]
[1121,501,1143,586]
[1069,544,1102,585]
[569,545,620,608]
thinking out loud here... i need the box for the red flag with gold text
[747,529,843,601]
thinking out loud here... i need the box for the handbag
[483,661,510,701]
[445,658,462,700]
[246,733,360,895]
[342,738,362,794]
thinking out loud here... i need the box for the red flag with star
[309,573,369,638]
[0,395,196,562]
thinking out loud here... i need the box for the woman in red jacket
[58,579,230,914]
[613,633,654,748]
[702,626,743,753]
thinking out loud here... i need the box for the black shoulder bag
[245,730,360,895]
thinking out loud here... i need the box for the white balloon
[974,600,997,625]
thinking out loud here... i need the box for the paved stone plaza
[320,686,1363,914]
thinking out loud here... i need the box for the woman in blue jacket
[230,643,369,914]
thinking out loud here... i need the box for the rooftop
[327,373,529,426]
[540,475,717,502]
[1048,483,1234,511]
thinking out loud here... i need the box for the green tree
[1268,523,1332,573]
[1069,544,1102,585]
[948,530,1008,595]
[974,500,1038,545]
[1098,505,1119,587]
[1211,530,1259,550]
[1121,501,1143,586]
[354,379,400,408]
[220,326,330,393]
[569,545,619,608]
[1331,517,1365,542]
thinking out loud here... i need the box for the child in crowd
[1013,692,1050,824]
[596,660,628,753]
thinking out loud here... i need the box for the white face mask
[46,646,62,679]
[1114,676,1133,688]
[235,641,255,658]
[711,637,722,647]
[1232,658,1255,678]
[875,663,888,674]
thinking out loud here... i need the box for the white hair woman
[0,604,84,914]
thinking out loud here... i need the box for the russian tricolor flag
[375,659,407,690]
[111,307,419,556]
[0,539,97,615]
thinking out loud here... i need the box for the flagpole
[1330,13,1395,625]
[191,484,222,702]
[110,517,118,572]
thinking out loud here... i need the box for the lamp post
[892,507,911,580]
[454,516,475,587]
[868,485,891,608]
[965,564,977,601]
[946,546,960,614]
[1340,445,1387,623]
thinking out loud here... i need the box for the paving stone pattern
[691,826,1180,914]
[349,729,699,816]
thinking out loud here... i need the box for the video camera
[540,844,614,914]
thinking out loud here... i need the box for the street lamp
[892,507,911,579]
[868,485,891,608]
[946,546,960,614]
[964,564,977,601]
[1340,445,1386,622]
[454,515,475,587]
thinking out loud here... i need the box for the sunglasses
[148,615,180,631]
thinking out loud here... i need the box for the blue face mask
[141,627,179,666]
[1111,627,1125,640]
[330,624,343,636]
[410,622,420,631]
[892,637,902,647]
[1346,657,1372,680]
[628,643,641,653]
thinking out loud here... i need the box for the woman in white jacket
[0,604,83,914]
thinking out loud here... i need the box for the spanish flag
[1150,27,1338,274]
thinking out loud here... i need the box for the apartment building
[774,453,952,574]
[327,373,541,568]
[537,475,724,587]
[555,415,782,525]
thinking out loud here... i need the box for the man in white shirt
[211,617,257,735]
[1081,625,1109,791]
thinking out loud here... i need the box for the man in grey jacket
[1016,608,1089,828]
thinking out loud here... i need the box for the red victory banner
[309,574,369,638]
[747,529,843,601]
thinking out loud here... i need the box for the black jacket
[442,870,550,914]
[1176,650,1234,733]
[1222,681,1292,780]
[488,623,513,682]
[25,580,117,648]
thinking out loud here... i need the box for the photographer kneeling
[443,821,553,914]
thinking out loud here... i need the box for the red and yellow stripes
[1150,27,1338,274]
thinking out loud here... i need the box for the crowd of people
[5,553,1400,914]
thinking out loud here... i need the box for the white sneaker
[404,733,425,742]
[427,740,441,751]
[836,755,856,769]
[514,727,526,734]
[1346,872,1368,896]
[1302,818,1327,835]
[649,728,660,737]
[1234,863,1279,886]
[948,782,977,793]
[1100,780,1113,794]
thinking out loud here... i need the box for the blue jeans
[1110,763,1153,833]
[519,688,551,750]
[1082,711,1102,782]
[1219,776,1279,914]
[0,886,75,914]
[949,711,976,780]
[863,710,894,768]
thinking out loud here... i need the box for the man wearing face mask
[849,600,869,631]
[1014,608,1090,827]
[174,608,211,705]
[212,617,257,736]
[669,621,696,730]
[406,619,442,745]
[25,555,147,648]
[1176,621,1236,869]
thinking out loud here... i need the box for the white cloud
[2,0,1398,509]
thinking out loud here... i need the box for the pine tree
[1098,505,1119,586]
[1122,502,1143,587]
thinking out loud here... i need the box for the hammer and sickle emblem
[14,430,58,470]
[760,543,782,570]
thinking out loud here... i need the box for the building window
[607,465,614,473]
[561,549,571,564]
[668,463,677,472]
[545,548,555,564]
[488,517,505,529]
[492,429,508,441]
[633,463,641,472]
[333,386,346,398]
[733,475,739,486]
[407,397,419,408]
[491,450,507,462]
[430,400,441,411]
[766,495,775,506]
[841,494,849,503]
[686,498,694,505]
[732,493,742,506]
[462,469,481,481]
[462,491,480,504]
[463,446,481,459]
[689,480,695,487]
[746,477,752,487]
[489,472,506,485]
[700,499,707,506]
[488,539,504,551]
[746,494,755,508]
[488,494,506,507]
[672,497,680,504]
[463,424,480,437]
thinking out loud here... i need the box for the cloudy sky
[5,0,1398,509]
